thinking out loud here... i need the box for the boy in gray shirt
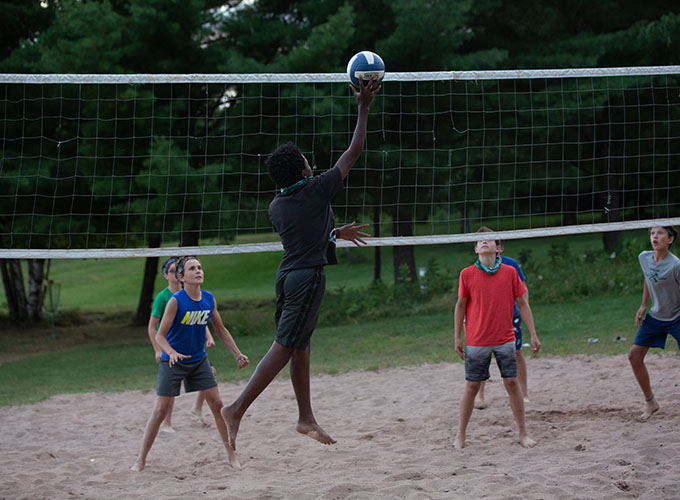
[628,226,680,421]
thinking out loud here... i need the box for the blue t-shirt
[160,289,213,364]
[501,256,526,319]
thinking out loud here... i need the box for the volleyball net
[2,67,680,259]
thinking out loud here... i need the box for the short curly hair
[265,142,306,189]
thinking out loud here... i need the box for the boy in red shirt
[454,227,541,449]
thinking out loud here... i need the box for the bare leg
[628,345,660,421]
[455,380,481,449]
[160,396,176,433]
[475,380,489,410]
[192,391,211,426]
[474,380,487,409]
[203,387,240,469]
[221,342,293,455]
[131,396,174,471]
[516,349,529,402]
[503,377,536,448]
[290,347,336,444]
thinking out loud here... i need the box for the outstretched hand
[351,75,381,109]
[336,221,370,247]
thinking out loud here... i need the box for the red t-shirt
[458,263,527,346]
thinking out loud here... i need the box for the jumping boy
[454,227,540,449]
[220,76,380,466]
[628,225,680,421]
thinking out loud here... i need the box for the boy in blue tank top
[132,256,249,472]
[628,226,680,422]
[146,256,218,431]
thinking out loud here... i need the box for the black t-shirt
[269,166,344,272]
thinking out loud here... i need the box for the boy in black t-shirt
[221,77,380,468]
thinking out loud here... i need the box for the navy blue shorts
[513,316,523,350]
[274,266,326,350]
[634,314,680,349]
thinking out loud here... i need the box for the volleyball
[346,51,385,87]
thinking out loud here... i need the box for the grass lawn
[0,229,666,406]
[1,291,669,407]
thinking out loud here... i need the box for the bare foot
[519,435,537,448]
[296,421,336,445]
[638,399,660,422]
[220,406,241,447]
[130,459,145,472]
[220,406,242,469]
[474,397,487,410]
[191,408,211,427]
[226,446,241,470]
[159,423,175,433]
[454,435,466,449]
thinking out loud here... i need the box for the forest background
[1,1,680,397]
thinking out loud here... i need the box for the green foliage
[319,258,454,326]
[522,236,647,304]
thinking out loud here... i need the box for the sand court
[2,354,680,499]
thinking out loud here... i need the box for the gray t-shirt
[639,250,680,321]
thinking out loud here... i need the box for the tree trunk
[391,208,417,285]
[26,259,46,322]
[373,205,381,281]
[1,259,28,321]
[180,227,200,247]
[134,237,161,326]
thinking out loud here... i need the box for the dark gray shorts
[274,266,326,350]
[464,341,517,381]
[156,356,216,397]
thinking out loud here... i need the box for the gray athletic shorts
[274,266,326,350]
[465,341,517,382]
[156,356,216,397]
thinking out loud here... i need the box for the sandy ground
[2,354,680,500]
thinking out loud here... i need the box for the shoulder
[203,290,215,303]
[317,165,342,182]
[460,264,476,276]
[639,250,653,260]
[499,264,519,278]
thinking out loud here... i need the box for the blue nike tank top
[160,288,213,364]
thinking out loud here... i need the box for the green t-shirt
[150,287,174,331]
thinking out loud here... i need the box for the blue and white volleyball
[346,51,385,87]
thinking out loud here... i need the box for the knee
[205,394,223,412]
[503,377,519,389]
[628,349,644,365]
[466,381,481,395]
[153,403,171,420]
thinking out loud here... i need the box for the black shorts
[156,356,216,397]
[274,266,326,350]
